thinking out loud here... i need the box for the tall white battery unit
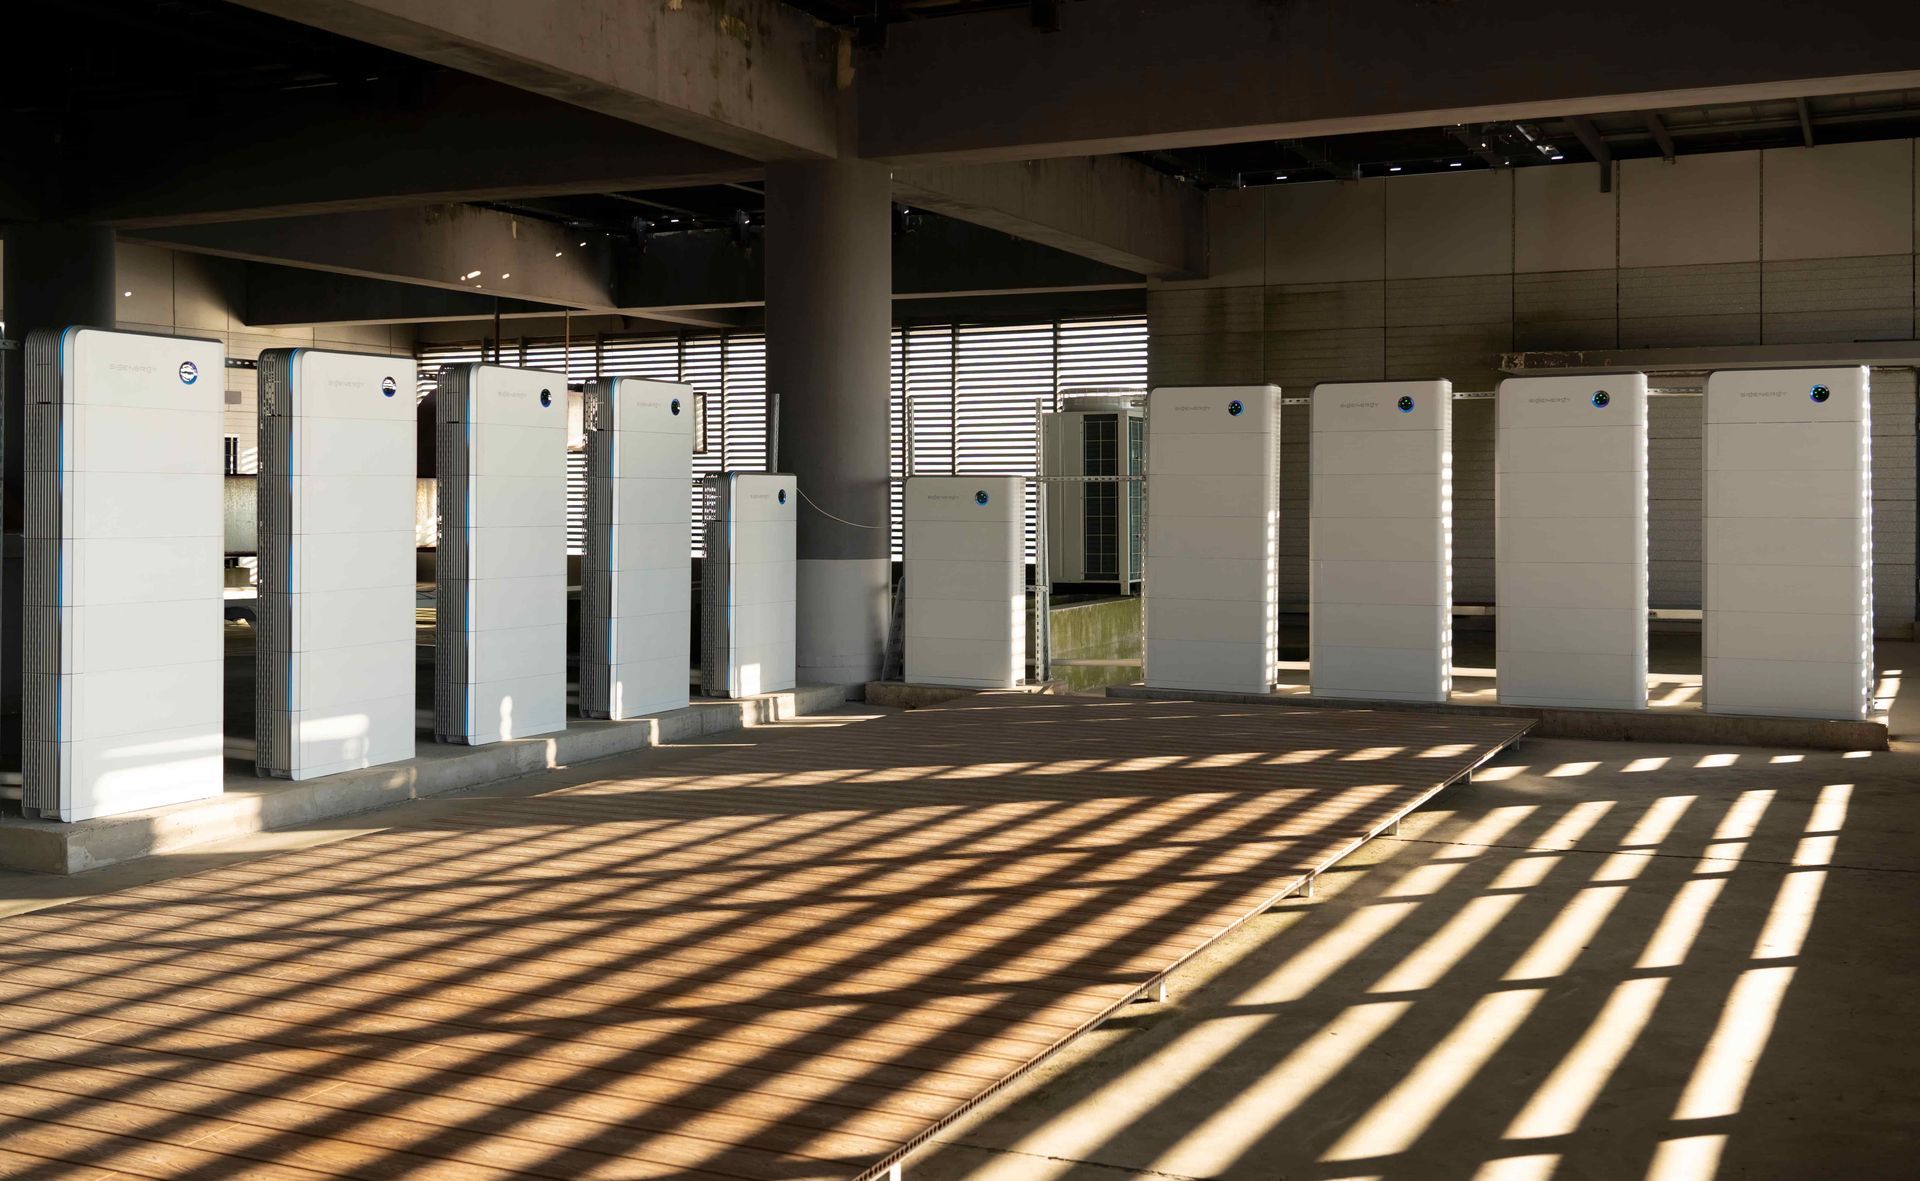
[701,473,796,697]
[579,377,694,720]
[1310,380,1451,702]
[1704,367,1873,719]
[22,327,224,821]
[904,476,1025,688]
[1496,375,1649,709]
[433,363,568,744]
[256,349,419,778]
[1144,386,1281,694]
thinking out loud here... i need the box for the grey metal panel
[1145,285,1261,337]
[432,364,475,743]
[1451,399,1497,606]
[1275,401,1311,609]
[1384,275,1513,329]
[1147,330,1260,388]
[1619,262,1761,347]
[254,348,296,777]
[1648,396,1705,610]
[1386,323,1511,391]
[699,473,731,697]
[1514,269,1619,351]
[1871,369,1919,636]
[1762,254,1915,344]
[1261,328,1385,388]
[20,329,62,818]
[1264,281,1384,333]
[579,379,614,718]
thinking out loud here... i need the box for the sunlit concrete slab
[904,718,1920,1180]
[0,684,847,875]
[0,695,1523,1177]
[1110,680,1888,752]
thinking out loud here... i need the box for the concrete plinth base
[0,684,849,875]
[862,682,1054,709]
[1104,683,1888,752]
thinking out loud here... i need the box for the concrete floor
[4,653,1917,1179]
[906,712,1920,1177]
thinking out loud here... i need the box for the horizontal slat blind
[421,315,1149,561]
[894,317,1149,559]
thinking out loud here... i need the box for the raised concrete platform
[1105,682,1888,752]
[0,684,848,875]
[0,694,1528,1180]
[861,681,1053,709]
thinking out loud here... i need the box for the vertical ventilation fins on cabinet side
[579,380,613,718]
[20,329,63,818]
[699,474,729,698]
[254,349,296,776]
[433,365,474,742]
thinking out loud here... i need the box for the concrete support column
[1,223,119,721]
[765,159,893,687]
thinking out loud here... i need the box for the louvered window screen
[419,316,1147,561]
[893,317,1148,559]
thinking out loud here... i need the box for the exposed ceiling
[1134,90,1920,189]
[783,0,1069,43]
[0,0,440,119]
[11,2,1920,263]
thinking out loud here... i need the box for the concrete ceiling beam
[59,75,758,229]
[891,156,1204,278]
[855,0,1920,162]
[127,204,616,311]
[177,205,1140,327]
[228,0,841,160]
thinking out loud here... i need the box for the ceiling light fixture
[1389,165,1402,172]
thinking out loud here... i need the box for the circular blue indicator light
[538,388,552,408]
[1592,390,1610,409]
[1227,399,1244,416]
[381,376,397,398]
[178,361,198,385]
[1810,384,1831,404]
[1396,395,1414,413]
[777,488,788,505]
[670,397,682,415]
[974,490,990,506]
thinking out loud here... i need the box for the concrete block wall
[1153,141,1920,636]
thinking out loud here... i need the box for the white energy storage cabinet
[904,476,1025,688]
[256,349,419,778]
[22,327,225,821]
[1144,386,1281,694]
[580,377,695,720]
[701,472,797,697]
[1496,374,1650,710]
[1703,367,1873,719]
[1310,380,1452,703]
[434,363,569,744]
